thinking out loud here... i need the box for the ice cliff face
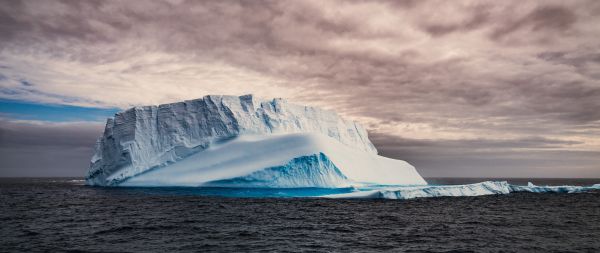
[86,95,384,186]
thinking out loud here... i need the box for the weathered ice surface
[86,95,425,187]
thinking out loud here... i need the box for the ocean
[1,178,599,252]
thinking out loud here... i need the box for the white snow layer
[86,95,425,187]
[120,133,426,187]
[323,181,600,199]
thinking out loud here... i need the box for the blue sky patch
[0,99,120,122]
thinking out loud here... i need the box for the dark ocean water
[1,178,599,253]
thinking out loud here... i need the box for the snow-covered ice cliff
[86,95,426,187]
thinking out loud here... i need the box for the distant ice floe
[68,179,86,185]
[323,181,600,199]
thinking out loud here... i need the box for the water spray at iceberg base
[85,95,600,199]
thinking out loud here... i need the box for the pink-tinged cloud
[0,0,599,177]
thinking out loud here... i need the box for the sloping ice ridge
[323,181,600,199]
[120,133,426,187]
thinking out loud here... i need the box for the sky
[0,0,599,178]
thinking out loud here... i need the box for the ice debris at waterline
[323,181,600,200]
[86,94,426,187]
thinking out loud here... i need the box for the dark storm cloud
[0,120,103,176]
[371,132,582,150]
[0,0,599,177]
[421,4,491,37]
[0,120,101,148]
[370,132,599,178]
[490,5,577,41]
[0,0,122,45]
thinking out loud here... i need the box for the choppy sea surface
[1,177,599,252]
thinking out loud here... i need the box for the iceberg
[84,94,596,200]
[323,181,600,199]
[86,95,426,187]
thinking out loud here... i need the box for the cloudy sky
[1,0,599,178]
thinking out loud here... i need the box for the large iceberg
[86,95,426,187]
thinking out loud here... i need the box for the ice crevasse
[86,94,427,187]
